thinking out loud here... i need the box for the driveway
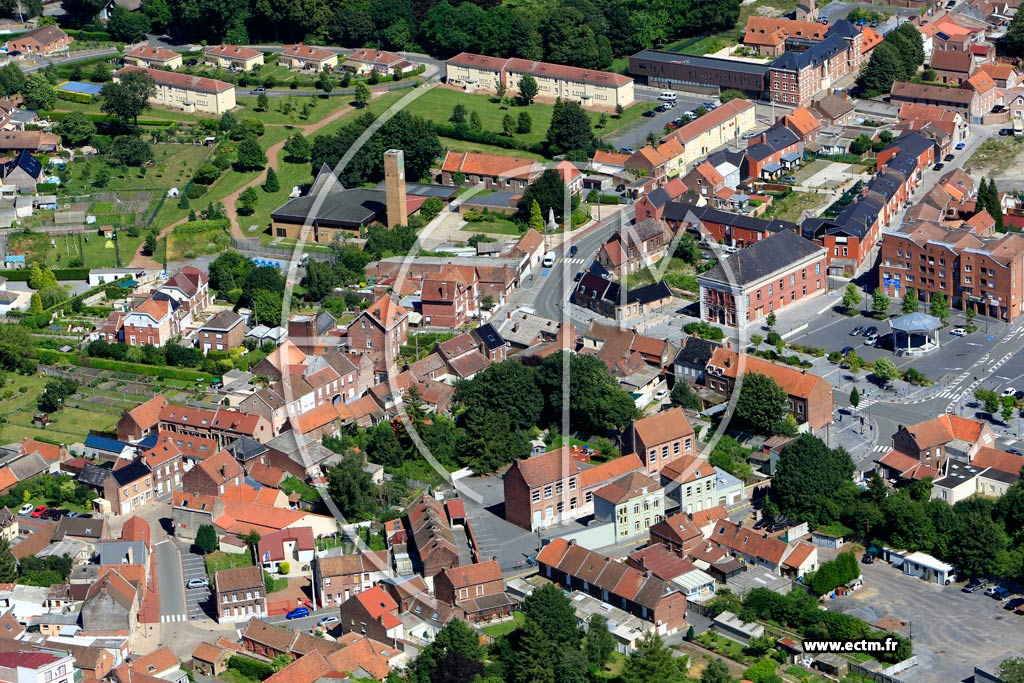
[829,559,1024,683]
[154,540,187,623]
[456,475,544,573]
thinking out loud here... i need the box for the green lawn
[62,143,211,197]
[206,551,254,578]
[245,155,313,235]
[482,611,525,637]
[234,93,353,126]
[0,375,122,445]
[9,229,145,269]
[763,190,828,222]
[462,217,522,235]
[49,99,218,124]
[438,137,547,160]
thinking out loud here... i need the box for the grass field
[50,99,218,124]
[9,230,145,269]
[763,190,828,222]
[246,155,313,234]
[0,375,122,445]
[482,611,525,637]
[462,217,522,235]
[438,137,547,159]
[206,550,254,578]
[234,93,352,126]
[62,143,211,196]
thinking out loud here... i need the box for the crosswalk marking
[561,257,586,264]
[872,445,889,453]
[160,614,186,623]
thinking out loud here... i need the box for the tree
[141,0,172,31]
[284,132,311,162]
[237,186,258,215]
[263,167,280,192]
[522,583,581,646]
[466,109,482,131]
[300,259,339,301]
[257,92,269,111]
[1000,658,1024,683]
[452,360,543,431]
[872,358,900,386]
[143,232,157,256]
[518,73,538,105]
[450,103,467,124]
[710,435,754,481]
[701,659,731,683]
[858,40,904,97]
[583,614,615,672]
[56,110,95,147]
[872,288,891,317]
[516,168,577,223]
[850,386,860,408]
[976,388,1001,415]
[326,453,377,520]
[239,530,261,563]
[100,70,156,125]
[62,0,105,25]
[195,524,218,554]
[90,60,111,83]
[109,137,153,166]
[622,633,681,683]
[0,538,15,583]
[537,352,638,435]
[353,82,371,108]
[1002,395,1017,425]
[235,137,267,171]
[317,70,335,97]
[735,371,791,436]
[929,291,949,322]
[252,289,283,325]
[107,5,151,41]
[773,434,856,526]
[901,287,919,314]
[517,110,532,133]
[765,311,776,329]
[670,381,700,410]
[0,63,24,97]
[502,112,516,135]
[22,73,56,110]
[28,293,41,314]
[842,283,861,309]
[527,198,544,233]
[410,619,483,683]
[546,98,596,155]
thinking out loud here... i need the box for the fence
[229,236,333,262]
[848,657,917,683]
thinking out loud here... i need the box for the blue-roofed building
[768,21,867,107]
[83,435,133,461]
[1,150,42,194]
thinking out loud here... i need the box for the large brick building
[346,296,409,379]
[697,229,827,327]
[503,446,582,532]
[623,407,696,477]
[767,21,865,107]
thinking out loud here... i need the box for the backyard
[9,227,145,269]
[762,189,828,222]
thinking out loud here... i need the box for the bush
[56,90,94,104]
[809,551,860,596]
[185,183,207,199]
[85,357,218,382]
[278,561,290,574]
[227,656,274,682]
[173,218,230,236]
[0,268,88,282]
[683,320,725,340]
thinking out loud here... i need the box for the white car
[654,389,668,402]
[317,615,340,627]
[1004,388,1018,398]
[17,503,33,516]
[950,328,968,337]
[186,577,209,589]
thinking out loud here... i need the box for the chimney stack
[384,149,407,229]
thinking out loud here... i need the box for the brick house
[198,311,244,353]
[704,347,834,429]
[181,450,244,497]
[649,511,703,556]
[339,585,404,644]
[122,299,174,347]
[4,25,72,55]
[140,439,184,498]
[421,265,478,328]
[537,538,687,635]
[743,125,803,180]
[697,229,827,327]
[623,407,696,476]
[347,296,409,379]
[596,219,668,278]
[660,202,797,249]
[215,566,266,623]
[439,151,541,190]
[116,394,168,442]
[502,447,582,531]
[311,551,390,607]
[406,494,459,577]
[157,266,211,321]
[102,460,154,515]
[433,560,515,623]
[891,415,994,472]
[768,21,865,108]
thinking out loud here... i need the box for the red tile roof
[257,527,315,562]
[115,66,233,94]
[281,44,335,62]
[448,52,631,87]
[353,586,400,629]
[206,44,262,60]
[711,520,790,565]
[707,347,831,401]
[782,542,816,569]
[662,99,756,146]
[631,407,694,449]
[437,559,503,588]
[580,454,643,489]
[512,446,581,489]
[125,46,179,62]
[972,447,1024,475]
[441,150,540,180]
[347,48,404,67]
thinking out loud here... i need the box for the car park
[17,504,33,516]
[287,607,310,619]
[963,577,989,593]
[850,326,865,336]
[951,328,967,336]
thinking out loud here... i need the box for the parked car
[287,607,310,619]
[619,147,635,155]
[753,517,771,530]
[17,504,33,516]
[862,554,875,564]
[963,577,989,593]
[642,109,657,118]
[30,506,47,518]
[841,346,854,356]
[573,271,584,282]
[1005,597,1024,611]
[186,577,209,589]
[850,326,865,336]
[654,389,668,402]
[1004,387,1018,397]
[781,175,797,183]
[742,131,759,139]
[955,142,966,150]
[932,163,945,171]
[986,586,1012,599]
[658,91,678,102]
[682,111,698,121]
[249,87,266,94]
[944,153,955,162]
[950,327,968,336]
[317,616,340,627]
[64,511,83,519]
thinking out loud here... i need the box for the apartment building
[114,66,236,115]
[124,45,183,69]
[446,52,635,109]
[215,566,266,623]
[0,651,75,683]
[623,407,696,477]
[279,44,338,71]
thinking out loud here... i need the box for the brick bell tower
[384,149,407,229]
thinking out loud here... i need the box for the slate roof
[663,202,797,234]
[674,336,720,368]
[109,459,151,486]
[470,323,505,351]
[770,22,856,72]
[699,229,824,287]
[84,435,128,454]
[746,125,800,161]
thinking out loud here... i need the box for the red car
[30,506,46,518]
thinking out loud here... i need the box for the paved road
[154,540,187,623]
[604,92,714,152]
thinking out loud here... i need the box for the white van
[542,252,556,268]
[658,91,678,102]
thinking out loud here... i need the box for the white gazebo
[889,312,941,356]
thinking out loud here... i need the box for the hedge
[36,348,79,365]
[172,218,229,236]
[65,29,113,41]
[57,90,94,105]
[227,657,274,682]
[2,268,90,282]
[84,357,219,382]
[433,121,546,156]
[41,111,180,128]
[809,551,861,596]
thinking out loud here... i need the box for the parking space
[179,545,212,621]
[829,558,1024,683]
[458,475,543,573]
